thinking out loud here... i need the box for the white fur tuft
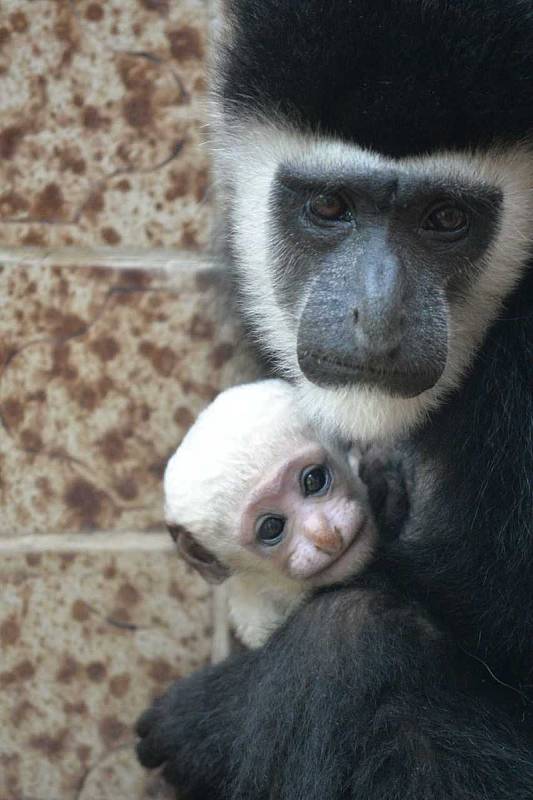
[165,378,319,648]
[165,379,308,559]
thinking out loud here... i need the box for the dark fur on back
[221,0,533,156]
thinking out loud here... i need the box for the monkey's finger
[135,706,158,738]
[162,758,186,788]
[136,731,167,769]
[135,704,172,769]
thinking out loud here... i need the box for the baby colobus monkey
[164,379,380,648]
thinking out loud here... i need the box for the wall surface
[0,2,256,797]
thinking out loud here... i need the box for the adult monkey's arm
[137,573,533,800]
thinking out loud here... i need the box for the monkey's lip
[312,515,371,583]
[298,351,442,398]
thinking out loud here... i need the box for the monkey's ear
[167,524,230,585]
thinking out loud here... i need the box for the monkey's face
[238,444,377,586]
[273,166,499,402]
[222,122,533,438]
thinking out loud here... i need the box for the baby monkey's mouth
[311,513,374,584]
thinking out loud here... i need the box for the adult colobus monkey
[137,2,533,797]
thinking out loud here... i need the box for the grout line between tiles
[0,246,214,272]
[0,532,175,552]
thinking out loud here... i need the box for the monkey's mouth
[311,515,374,585]
[298,350,442,399]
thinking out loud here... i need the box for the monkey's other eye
[256,515,286,546]
[300,465,332,497]
[307,192,352,224]
[422,204,469,235]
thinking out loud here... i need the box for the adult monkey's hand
[136,575,533,800]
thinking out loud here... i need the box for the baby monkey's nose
[306,524,344,555]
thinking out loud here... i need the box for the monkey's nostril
[311,527,344,555]
[352,308,359,324]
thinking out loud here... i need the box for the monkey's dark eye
[256,515,285,546]
[422,205,469,236]
[300,465,331,497]
[307,193,352,224]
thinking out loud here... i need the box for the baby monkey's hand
[358,445,410,542]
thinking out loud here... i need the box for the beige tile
[78,748,176,800]
[0,0,211,249]
[0,253,260,535]
[0,537,211,799]
[0,4,244,797]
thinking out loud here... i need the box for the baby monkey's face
[238,444,377,586]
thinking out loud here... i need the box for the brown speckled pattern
[0,541,209,799]
[0,252,259,797]
[0,0,210,249]
[0,255,257,535]
[0,2,254,795]
[0,249,260,796]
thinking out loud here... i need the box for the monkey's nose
[306,526,344,555]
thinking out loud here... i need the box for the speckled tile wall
[0,255,255,536]
[0,539,211,799]
[0,0,210,250]
[0,2,256,796]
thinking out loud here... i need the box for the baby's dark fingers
[135,706,157,738]
[136,730,167,769]
[135,704,169,769]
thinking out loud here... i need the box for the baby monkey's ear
[167,524,231,584]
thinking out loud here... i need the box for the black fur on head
[220,0,533,157]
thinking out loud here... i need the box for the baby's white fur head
[166,379,318,647]
[165,379,309,564]
[165,379,378,648]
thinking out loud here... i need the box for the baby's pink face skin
[238,444,377,587]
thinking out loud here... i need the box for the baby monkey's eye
[256,515,285,546]
[300,465,331,497]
